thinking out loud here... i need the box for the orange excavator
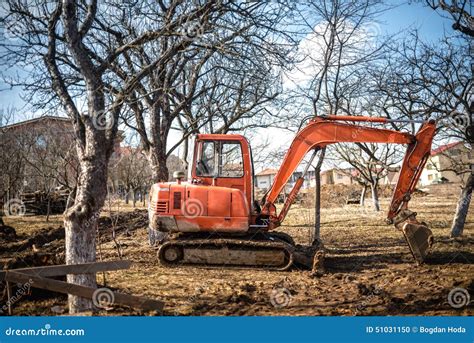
[148,115,436,271]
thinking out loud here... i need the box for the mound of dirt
[0,210,149,309]
[0,226,65,255]
[1,210,148,259]
[0,224,17,242]
[97,209,148,241]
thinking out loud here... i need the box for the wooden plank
[0,260,132,281]
[5,271,164,313]
[6,281,12,315]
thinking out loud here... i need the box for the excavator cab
[190,134,254,214]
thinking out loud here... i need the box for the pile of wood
[20,189,69,215]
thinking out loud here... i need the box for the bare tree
[424,0,473,37]
[115,1,293,183]
[0,0,219,312]
[372,32,472,236]
[109,140,152,207]
[334,144,403,211]
[0,107,24,205]
[283,0,389,241]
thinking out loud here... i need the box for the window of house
[35,135,47,148]
[337,173,343,180]
[450,149,460,156]
[428,174,434,181]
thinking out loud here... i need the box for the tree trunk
[181,136,189,175]
[311,148,326,245]
[148,147,169,183]
[147,148,169,245]
[451,174,474,237]
[65,186,76,210]
[46,195,51,222]
[132,189,137,208]
[64,157,108,313]
[360,185,367,206]
[370,183,380,211]
[125,188,129,204]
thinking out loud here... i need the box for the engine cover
[149,182,249,233]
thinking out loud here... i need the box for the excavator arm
[260,115,436,263]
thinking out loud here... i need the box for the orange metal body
[261,117,436,228]
[148,116,436,234]
[149,134,253,233]
[149,182,249,232]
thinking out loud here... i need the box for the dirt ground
[1,189,473,316]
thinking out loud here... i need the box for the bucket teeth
[402,222,434,264]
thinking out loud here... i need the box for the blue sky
[0,1,456,123]
[379,1,453,41]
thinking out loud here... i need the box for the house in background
[320,168,354,186]
[255,167,357,191]
[419,142,473,186]
[255,142,474,190]
[255,168,279,190]
[1,116,125,201]
[381,168,401,185]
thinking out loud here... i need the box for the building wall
[321,170,353,185]
[255,174,274,190]
[419,150,469,186]
[1,118,77,198]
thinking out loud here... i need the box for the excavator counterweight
[148,116,436,270]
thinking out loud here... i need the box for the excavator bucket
[401,222,434,264]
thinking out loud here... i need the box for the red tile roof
[256,168,279,176]
[430,142,462,156]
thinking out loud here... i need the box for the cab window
[196,141,215,176]
[219,142,243,177]
[196,141,244,178]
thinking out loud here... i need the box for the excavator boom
[260,116,436,263]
